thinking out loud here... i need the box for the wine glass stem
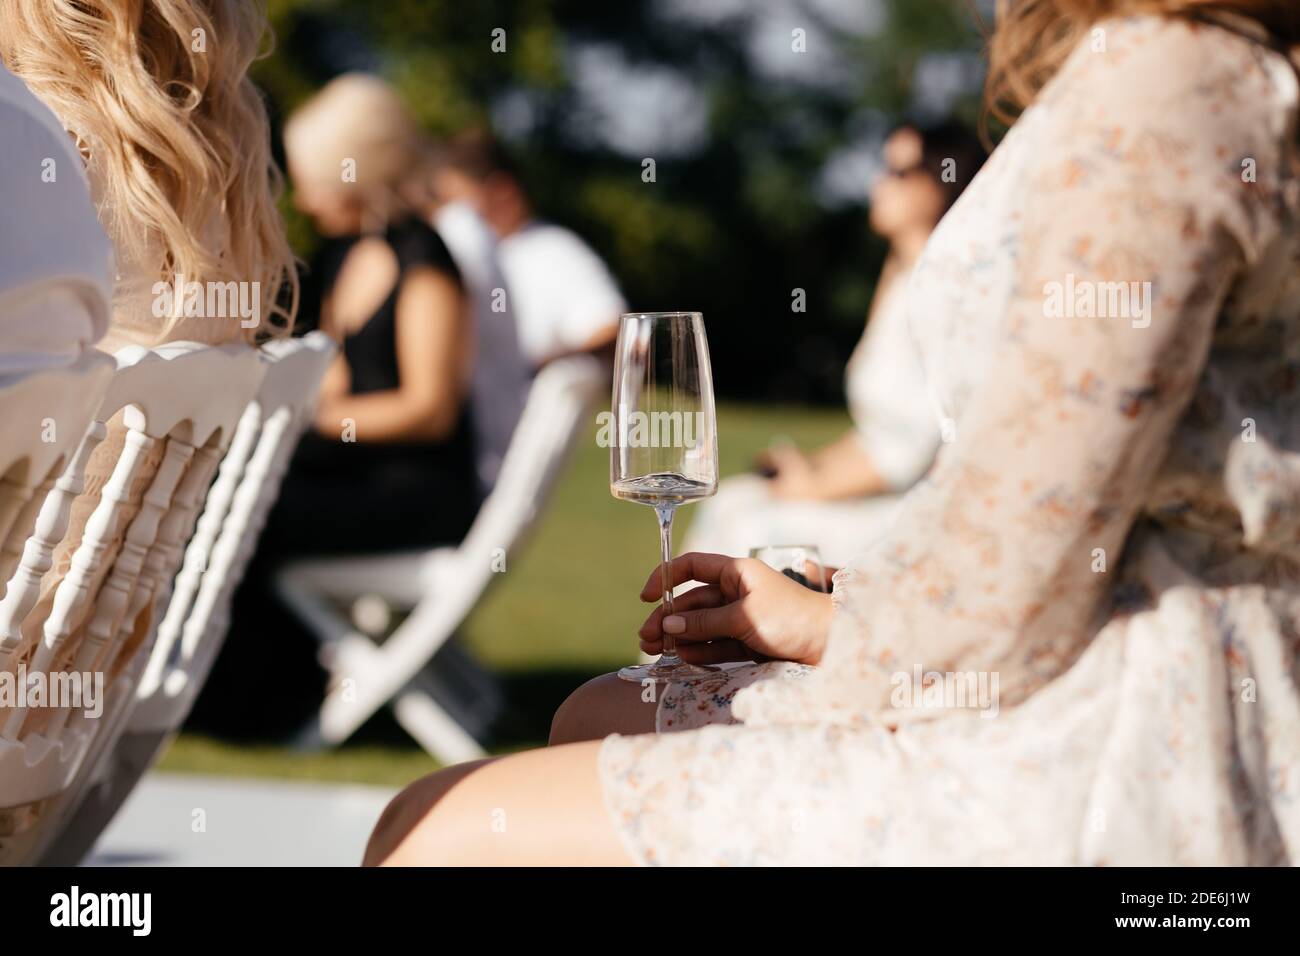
[655,504,680,661]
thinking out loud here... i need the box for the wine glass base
[617,660,722,685]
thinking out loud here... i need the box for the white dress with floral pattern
[598,16,1300,866]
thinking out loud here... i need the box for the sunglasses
[883,161,928,180]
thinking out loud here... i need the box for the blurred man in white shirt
[432,131,626,368]
[430,198,531,491]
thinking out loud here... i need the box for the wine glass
[611,311,720,684]
[749,544,828,592]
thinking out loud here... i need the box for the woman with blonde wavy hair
[0,0,295,347]
[0,0,294,727]
[366,0,1300,866]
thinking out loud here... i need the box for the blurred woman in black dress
[192,74,478,737]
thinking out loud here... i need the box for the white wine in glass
[611,311,720,684]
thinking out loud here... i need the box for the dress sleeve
[738,17,1296,725]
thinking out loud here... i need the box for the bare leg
[549,672,659,745]
[365,741,635,866]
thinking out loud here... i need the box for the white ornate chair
[0,352,116,596]
[275,354,605,764]
[0,340,267,864]
[36,332,335,865]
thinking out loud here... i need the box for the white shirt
[433,201,532,491]
[496,221,625,367]
[0,65,112,375]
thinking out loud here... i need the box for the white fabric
[434,202,532,490]
[496,221,625,366]
[844,266,941,490]
[0,65,111,374]
[683,265,938,566]
[683,474,903,569]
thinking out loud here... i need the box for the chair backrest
[0,341,263,862]
[455,353,605,578]
[0,352,115,591]
[30,332,335,867]
[133,331,336,729]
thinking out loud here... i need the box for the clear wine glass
[749,544,828,593]
[611,311,720,684]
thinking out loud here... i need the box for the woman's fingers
[638,637,752,664]
[638,585,725,639]
[639,552,742,602]
[677,640,753,664]
[638,599,745,647]
[662,600,748,645]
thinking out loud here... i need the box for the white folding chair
[276,354,605,764]
[0,340,265,865]
[36,332,335,865]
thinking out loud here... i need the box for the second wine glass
[610,311,719,684]
[749,544,829,592]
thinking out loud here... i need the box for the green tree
[255,0,984,401]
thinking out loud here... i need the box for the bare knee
[364,759,492,866]
[549,672,655,746]
[365,792,414,866]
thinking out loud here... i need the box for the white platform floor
[83,773,396,867]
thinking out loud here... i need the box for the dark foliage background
[255,0,986,403]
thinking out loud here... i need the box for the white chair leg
[312,635,400,745]
[392,688,486,764]
[276,571,462,748]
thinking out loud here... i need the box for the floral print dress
[598,15,1300,866]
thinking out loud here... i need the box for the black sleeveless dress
[189,218,478,738]
[263,218,480,554]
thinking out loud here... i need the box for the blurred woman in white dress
[684,121,984,567]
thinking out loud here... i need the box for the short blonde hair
[0,0,297,344]
[284,73,433,224]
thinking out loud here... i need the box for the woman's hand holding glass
[637,552,833,667]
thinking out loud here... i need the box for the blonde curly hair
[0,0,296,344]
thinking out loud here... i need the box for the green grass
[159,736,440,789]
[159,402,850,786]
